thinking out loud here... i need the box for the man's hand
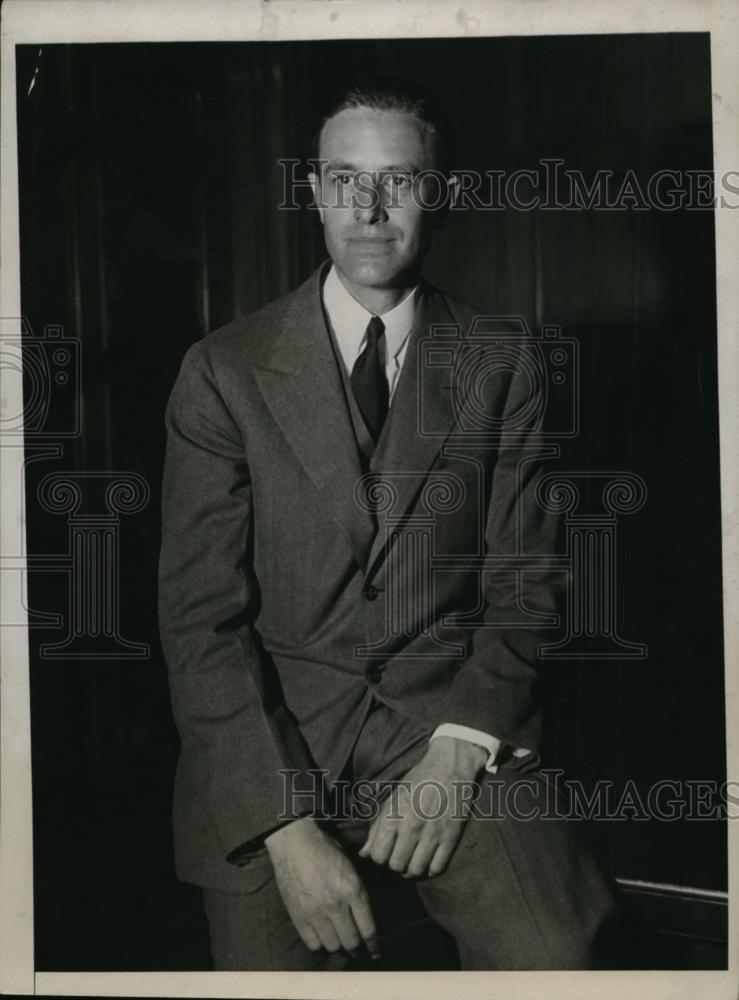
[359,736,486,879]
[265,816,381,961]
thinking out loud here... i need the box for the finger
[358,818,377,858]
[359,789,394,857]
[350,886,381,960]
[358,792,392,857]
[358,800,388,856]
[403,835,438,879]
[330,905,363,958]
[427,841,455,878]
[387,823,419,873]
[312,917,343,955]
[298,923,323,953]
[365,820,398,865]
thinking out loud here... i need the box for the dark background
[16,35,726,970]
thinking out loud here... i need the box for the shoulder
[199,274,316,364]
[421,279,484,331]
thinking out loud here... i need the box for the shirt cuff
[430,724,531,774]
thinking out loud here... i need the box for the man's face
[310,107,445,292]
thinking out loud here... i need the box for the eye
[385,173,411,188]
[332,171,353,186]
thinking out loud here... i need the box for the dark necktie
[351,315,389,444]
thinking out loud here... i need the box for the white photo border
[1,1,737,997]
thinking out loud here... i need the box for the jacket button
[367,666,382,684]
[363,585,379,601]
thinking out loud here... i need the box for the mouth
[349,236,395,251]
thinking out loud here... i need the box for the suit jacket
[158,262,562,892]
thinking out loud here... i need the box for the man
[159,75,613,971]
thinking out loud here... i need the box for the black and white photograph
[0,1,737,997]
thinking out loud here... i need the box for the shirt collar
[322,264,419,362]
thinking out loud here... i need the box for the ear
[308,171,325,224]
[433,173,461,230]
[447,172,461,210]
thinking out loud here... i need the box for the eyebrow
[324,160,422,174]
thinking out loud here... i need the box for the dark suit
[158,262,612,967]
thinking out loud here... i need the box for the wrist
[265,815,317,854]
[429,735,487,778]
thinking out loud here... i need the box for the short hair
[312,74,456,175]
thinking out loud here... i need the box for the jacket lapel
[250,266,376,571]
[364,284,461,579]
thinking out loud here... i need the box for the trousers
[203,698,614,970]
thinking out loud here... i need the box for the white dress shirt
[321,265,525,774]
[322,264,417,401]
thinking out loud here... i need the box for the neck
[334,267,419,316]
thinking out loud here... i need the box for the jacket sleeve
[158,340,319,860]
[443,352,564,753]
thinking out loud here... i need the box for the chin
[350,262,397,287]
[341,256,411,290]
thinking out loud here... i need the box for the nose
[353,174,389,225]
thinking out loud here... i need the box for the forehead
[319,106,436,170]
